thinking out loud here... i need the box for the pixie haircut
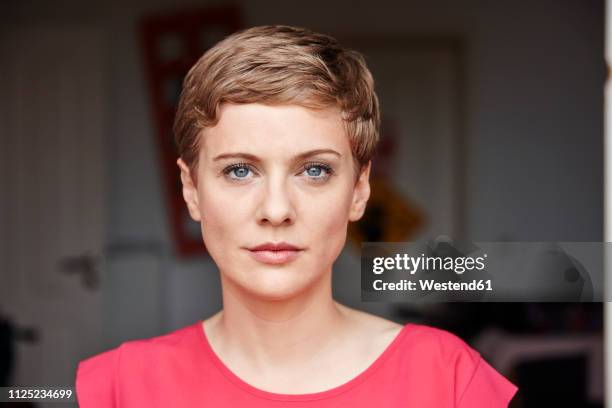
[173,25,380,181]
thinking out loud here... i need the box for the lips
[249,242,301,251]
[246,242,303,265]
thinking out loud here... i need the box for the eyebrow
[212,149,342,162]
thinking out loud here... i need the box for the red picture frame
[140,6,242,256]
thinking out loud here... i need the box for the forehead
[199,103,350,160]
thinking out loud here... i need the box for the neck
[206,268,349,370]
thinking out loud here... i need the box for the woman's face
[178,103,371,300]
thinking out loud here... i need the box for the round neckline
[195,320,411,401]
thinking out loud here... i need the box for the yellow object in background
[348,177,427,247]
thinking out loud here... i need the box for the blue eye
[232,167,250,178]
[307,167,321,177]
[223,163,253,180]
[303,163,333,180]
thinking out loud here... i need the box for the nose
[256,173,296,226]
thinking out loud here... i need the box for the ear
[349,161,371,222]
[177,158,201,222]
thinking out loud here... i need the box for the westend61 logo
[361,238,602,302]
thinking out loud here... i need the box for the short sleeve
[75,346,120,408]
[457,356,518,407]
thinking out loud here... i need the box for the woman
[76,25,518,407]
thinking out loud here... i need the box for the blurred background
[0,0,604,406]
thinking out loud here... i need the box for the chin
[236,268,319,301]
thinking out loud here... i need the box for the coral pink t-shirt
[76,322,518,407]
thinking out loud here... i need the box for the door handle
[58,253,100,290]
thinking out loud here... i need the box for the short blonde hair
[173,25,380,180]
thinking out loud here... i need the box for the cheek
[197,180,249,229]
[303,184,353,257]
[196,187,247,260]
